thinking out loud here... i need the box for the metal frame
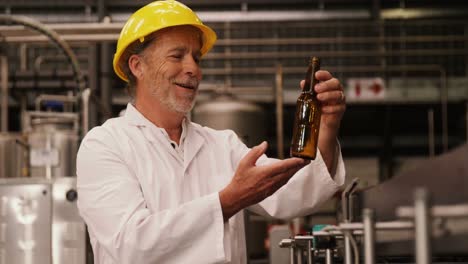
[279,188,468,264]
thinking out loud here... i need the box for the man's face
[138,26,202,114]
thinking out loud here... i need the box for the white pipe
[414,188,431,264]
[325,249,333,264]
[81,88,91,136]
[363,209,376,264]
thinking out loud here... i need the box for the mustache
[171,78,199,89]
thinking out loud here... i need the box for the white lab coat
[77,103,345,264]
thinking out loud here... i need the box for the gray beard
[151,88,197,114]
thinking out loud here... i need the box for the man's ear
[128,54,144,80]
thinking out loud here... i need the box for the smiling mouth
[174,82,196,90]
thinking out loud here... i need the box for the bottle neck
[303,58,320,95]
[303,71,318,95]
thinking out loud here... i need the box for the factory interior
[1,0,468,263]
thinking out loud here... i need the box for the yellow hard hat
[113,0,217,82]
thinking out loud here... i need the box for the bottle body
[290,57,321,160]
[290,93,321,159]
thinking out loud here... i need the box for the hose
[0,15,86,96]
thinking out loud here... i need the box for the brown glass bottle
[290,57,321,160]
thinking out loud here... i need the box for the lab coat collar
[123,103,205,170]
[123,103,186,141]
[123,103,163,143]
[124,103,157,127]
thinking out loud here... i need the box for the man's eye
[170,54,182,59]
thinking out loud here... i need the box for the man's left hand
[300,70,346,136]
[300,70,346,173]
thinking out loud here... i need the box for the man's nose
[183,57,200,76]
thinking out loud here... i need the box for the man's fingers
[277,162,305,181]
[299,71,336,92]
[315,70,332,81]
[315,78,341,94]
[260,158,307,178]
[265,164,305,197]
[317,90,346,104]
[240,141,268,167]
[321,104,346,115]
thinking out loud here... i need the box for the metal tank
[0,133,28,178]
[0,177,86,264]
[192,94,268,259]
[192,94,267,147]
[22,111,79,178]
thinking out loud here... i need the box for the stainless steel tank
[0,177,86,264]
[0,133,27,178]
[0,112,79,179]
[192,94,267,147]
[192,94,268,259]
[22,111,79,178]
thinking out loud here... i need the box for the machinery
[0,177,85,264]
[0,15,90,264]
[278,143,468,263]
[0,133,27,178]
[0,110,80,179]
[21,110,80,178]
[1,1,468,264]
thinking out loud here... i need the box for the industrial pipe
[201,64,446,75]
[428,109,435,156]
[440,69,448,152]
[307,240,313,264]
[325,249,333,264]
[22,111,79,132]
[363,209,376,264]
[33,55,88,72]
[414,188,432,264]
[0,56,7,132]
[35,94,77,111]
[2,32,466,47]
[81,88,91,136]
[296,246,304,264]
[0,19,464,37]
[341,178,360,264]
[0,15,96,141]
[466,101,468,142]
[0,15,85,93]
[203,49,468,60]
[290,245,296,264]
[275,64,284,159]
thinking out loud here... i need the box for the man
[77,1,346,263]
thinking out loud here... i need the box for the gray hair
[119,33,157,97]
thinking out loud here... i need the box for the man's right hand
[219,141,309,221]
